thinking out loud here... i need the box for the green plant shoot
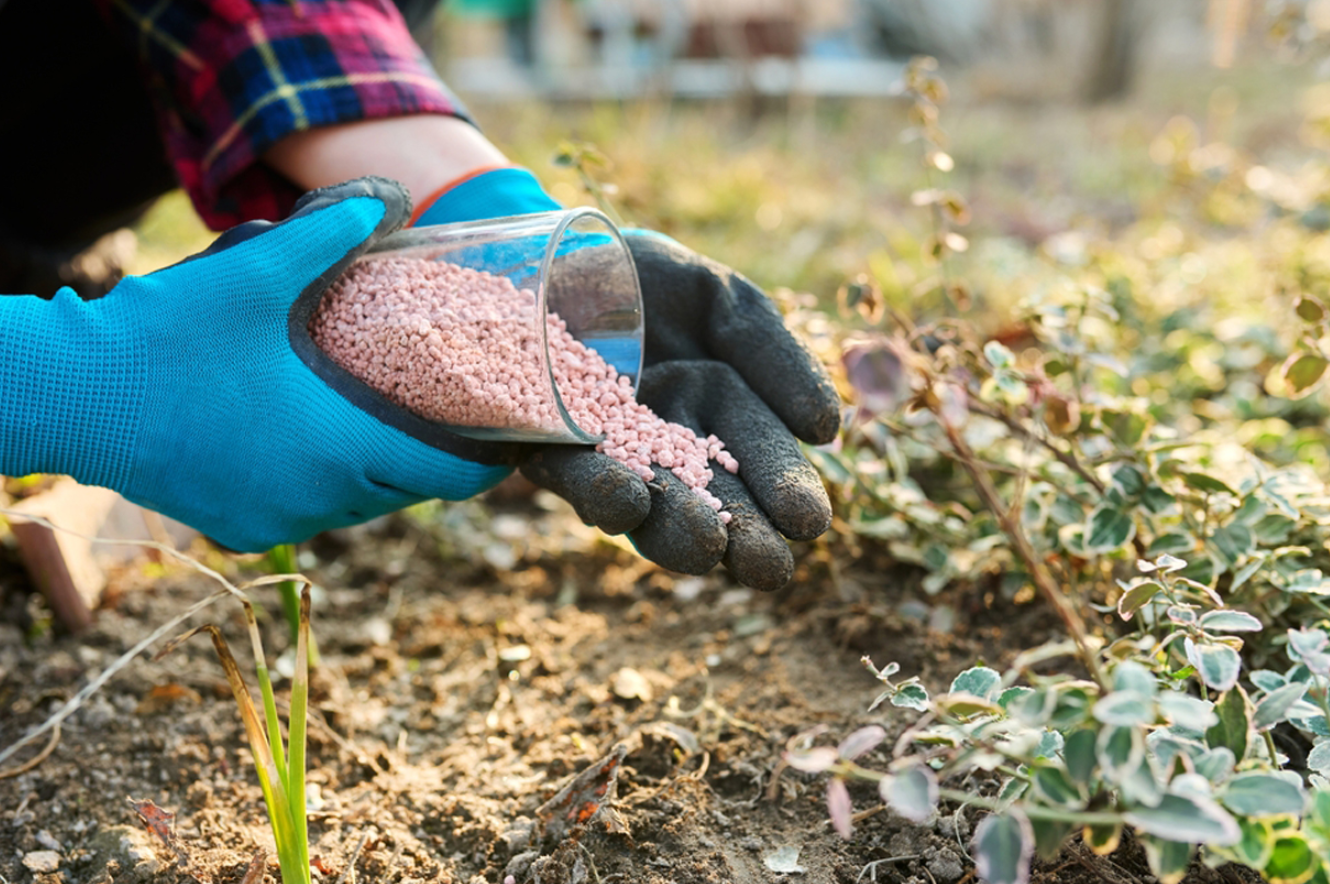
[158,585,313,884]
[267,543,317,667]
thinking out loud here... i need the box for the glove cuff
[411,167,562,227]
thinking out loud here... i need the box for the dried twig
[336,830,374,884]
[966,400,1106,495]
[239,849,268,884]
[0,723,60,780]
[0,508,307,769]
[0,584,229,769]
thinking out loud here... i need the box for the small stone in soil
[22,851,61,874]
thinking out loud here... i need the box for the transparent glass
[352,208,644,444]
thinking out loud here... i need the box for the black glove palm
[520,234,840,590]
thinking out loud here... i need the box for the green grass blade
[288,585,312,882]
[267,544,300,641]
[267,544,319,668]
[244,601,289,790]
[177,626,298,873]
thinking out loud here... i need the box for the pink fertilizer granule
[310,256,739,520]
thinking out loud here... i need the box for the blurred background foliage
[125,0,1330,554]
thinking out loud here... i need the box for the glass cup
[313,208,644,444]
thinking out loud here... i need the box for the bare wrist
[263,115,509,208]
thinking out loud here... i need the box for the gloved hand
[0,177,521,552]
[417,169,841,590]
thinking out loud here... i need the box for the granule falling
[310,255,739,519]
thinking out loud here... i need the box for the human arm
[0,178,518,552]
[272,126,843,588]
[95,0,840,586]
[263,115,510,212]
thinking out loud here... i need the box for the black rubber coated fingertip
[723,520,795,591]
[797,385,844,446]
[630,469,727,575]
[520,449,650,535]
[726,545,794,591]
[702,472,794,591]
[771,472,834,541]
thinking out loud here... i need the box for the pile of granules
[310,255,738,519]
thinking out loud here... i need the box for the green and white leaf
[1305,740,1330,778]
[1209,523,1254,567]
[1117,579,1165,619]
[1197,610,1263,634]
[1084,506,1136,553]
[1253,682,1309,731]
[972,810,1034,884]
[1124,794,1240,846]
[1094,691,1156,727]
[1030,818,1074,862]
[984,340,1015,369]
[1248,669,1288,693]
[1113,661,1158,698]
[936,693,1003,720]
[1220,774,1306,817]
[1063,728,1097,785]
[950,666,1001,700]
[1193,747,1236,783]
[1097,725,1144,782]
[1140,835,1193,884]
[1265,836,1317,884]
[1185,638,1241,692]
[882,762,938,824]
[1031,765,1083,807]
[1206,689,1250,762]
[1157,692,1217,735]
[1223,818,1275,871]
[891,683,930,712]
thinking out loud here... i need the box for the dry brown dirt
[0,488,1263,884]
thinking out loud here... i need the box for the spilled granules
[311,256,737,519]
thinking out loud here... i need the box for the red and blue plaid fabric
[94,0,467,230]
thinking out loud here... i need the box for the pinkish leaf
[785,746,839,773]
[937,382,969,429]
[838,725,887,761]
[842,341,907,414]
[827,777,854,839]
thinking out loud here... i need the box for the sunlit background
[130,0,1330,321]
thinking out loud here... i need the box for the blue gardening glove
[419,168,841,590]
[414,166,564,225]
[0,177,521,552]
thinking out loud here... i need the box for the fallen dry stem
[336,829,374,884]
[0,582,229,768]
[239,849,268,884]
[0,723,60,780]
[0,507,312,769]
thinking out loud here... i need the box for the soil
[0,486,1263,884]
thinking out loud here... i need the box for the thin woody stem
[938,416,1107,688]
[966,399,1105,496]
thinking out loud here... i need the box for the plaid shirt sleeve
[94,0,469,230]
